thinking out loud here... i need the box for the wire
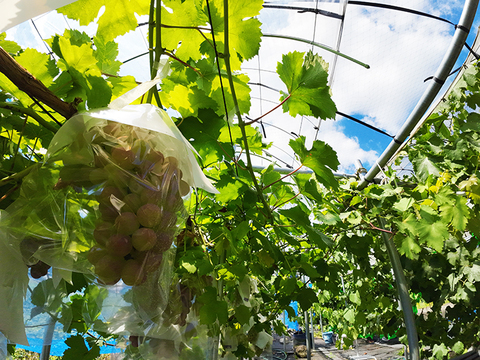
[30,19,52,55]
[248,82,282,93]
[263,4,343,20]
[347,1,455,26]
[336,111,394,138]
[248,83,394,138]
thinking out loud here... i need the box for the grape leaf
[62,335,100,360]
[58,0,149,42]
[439,196,470,231]
[417,220,449,252]
[277,51,336,119]
[162,0,209,61]
[57,38,100,75]
[0,33,21,53]
[16,49,58,88]
[411,155,441,181]
[296,287,318,311]
[235,304,251,325]
[395,233,421,259]
[178,109,227,165]
[393,197,414,212]
[198,286,228,325]
[226,0,263,63]
[93,37,122,75]
[160,83,217,118]
[85,75,112,108]
[289,136,339,189]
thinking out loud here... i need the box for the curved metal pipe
[358,0,479,189]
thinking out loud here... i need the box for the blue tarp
[284,301,300,331]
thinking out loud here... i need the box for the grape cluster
[57,121,189,286]
[20,237,51,279]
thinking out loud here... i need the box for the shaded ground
[268,334,406,360]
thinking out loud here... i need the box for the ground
[266,334,406,360]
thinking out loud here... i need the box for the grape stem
[222,0,273,224]
[0,163,41,187]
[0,102,59,133]
[244,94,292,126]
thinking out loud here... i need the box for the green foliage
[63,335,101,360]
[278,51,336,119]
[58,0,150,42]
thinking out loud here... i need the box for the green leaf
[31,279,66,313]
[262,164,282,189]
[411,156,441,181]
[452,341,465,355]
[58,0,150,42]
[395,213,419,237]
[395,233,421,259]
[161,0,209,61]
[349,290,361,305]
[161,84,216,118]
[296,287,318,311]
[211,73,251,116]
[215,178,244,203]
[432,343,449,360]
[393,197,414,212]
[182,262,197,273]
[279,206,309,227]
[440,196,470,231]
[306,226,333,248]
[18,49,59,88]
[277,51,336,119]
[198,286,228,325]
[0,33,21,53]
[58,37,100,75]
[227,0,263,62]
[280,277,297,295]
[235,305,251,325]
[85,75,112,109]
[289,136,339,189]
[417,220,449,252]
[344,308,355,324]
[178,109,227,165]
[93,37,122,74]
[463,262,480,283]
[62,335,100,360]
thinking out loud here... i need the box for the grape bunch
[20,237,52,279]
[56,121,189,286]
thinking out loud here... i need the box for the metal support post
[378,218,419,360]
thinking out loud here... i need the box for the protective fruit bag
[0,102,217,355]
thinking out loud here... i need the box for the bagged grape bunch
[2,104,216,324]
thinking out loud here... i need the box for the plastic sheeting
[0,0,77,32]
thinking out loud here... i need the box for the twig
[272,192,301,211]
[0,184,20,203]
[0,102,59,133]
[164,51,201,75]
[369,222,394,234]
[161,24,215,49]
[263,164,303,190]
[245,94,292,126]
[0,163,41,187]
[0,46,76,118]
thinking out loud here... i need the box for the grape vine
[0,1,479,359]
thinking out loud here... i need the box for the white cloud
[243,0,464,174]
